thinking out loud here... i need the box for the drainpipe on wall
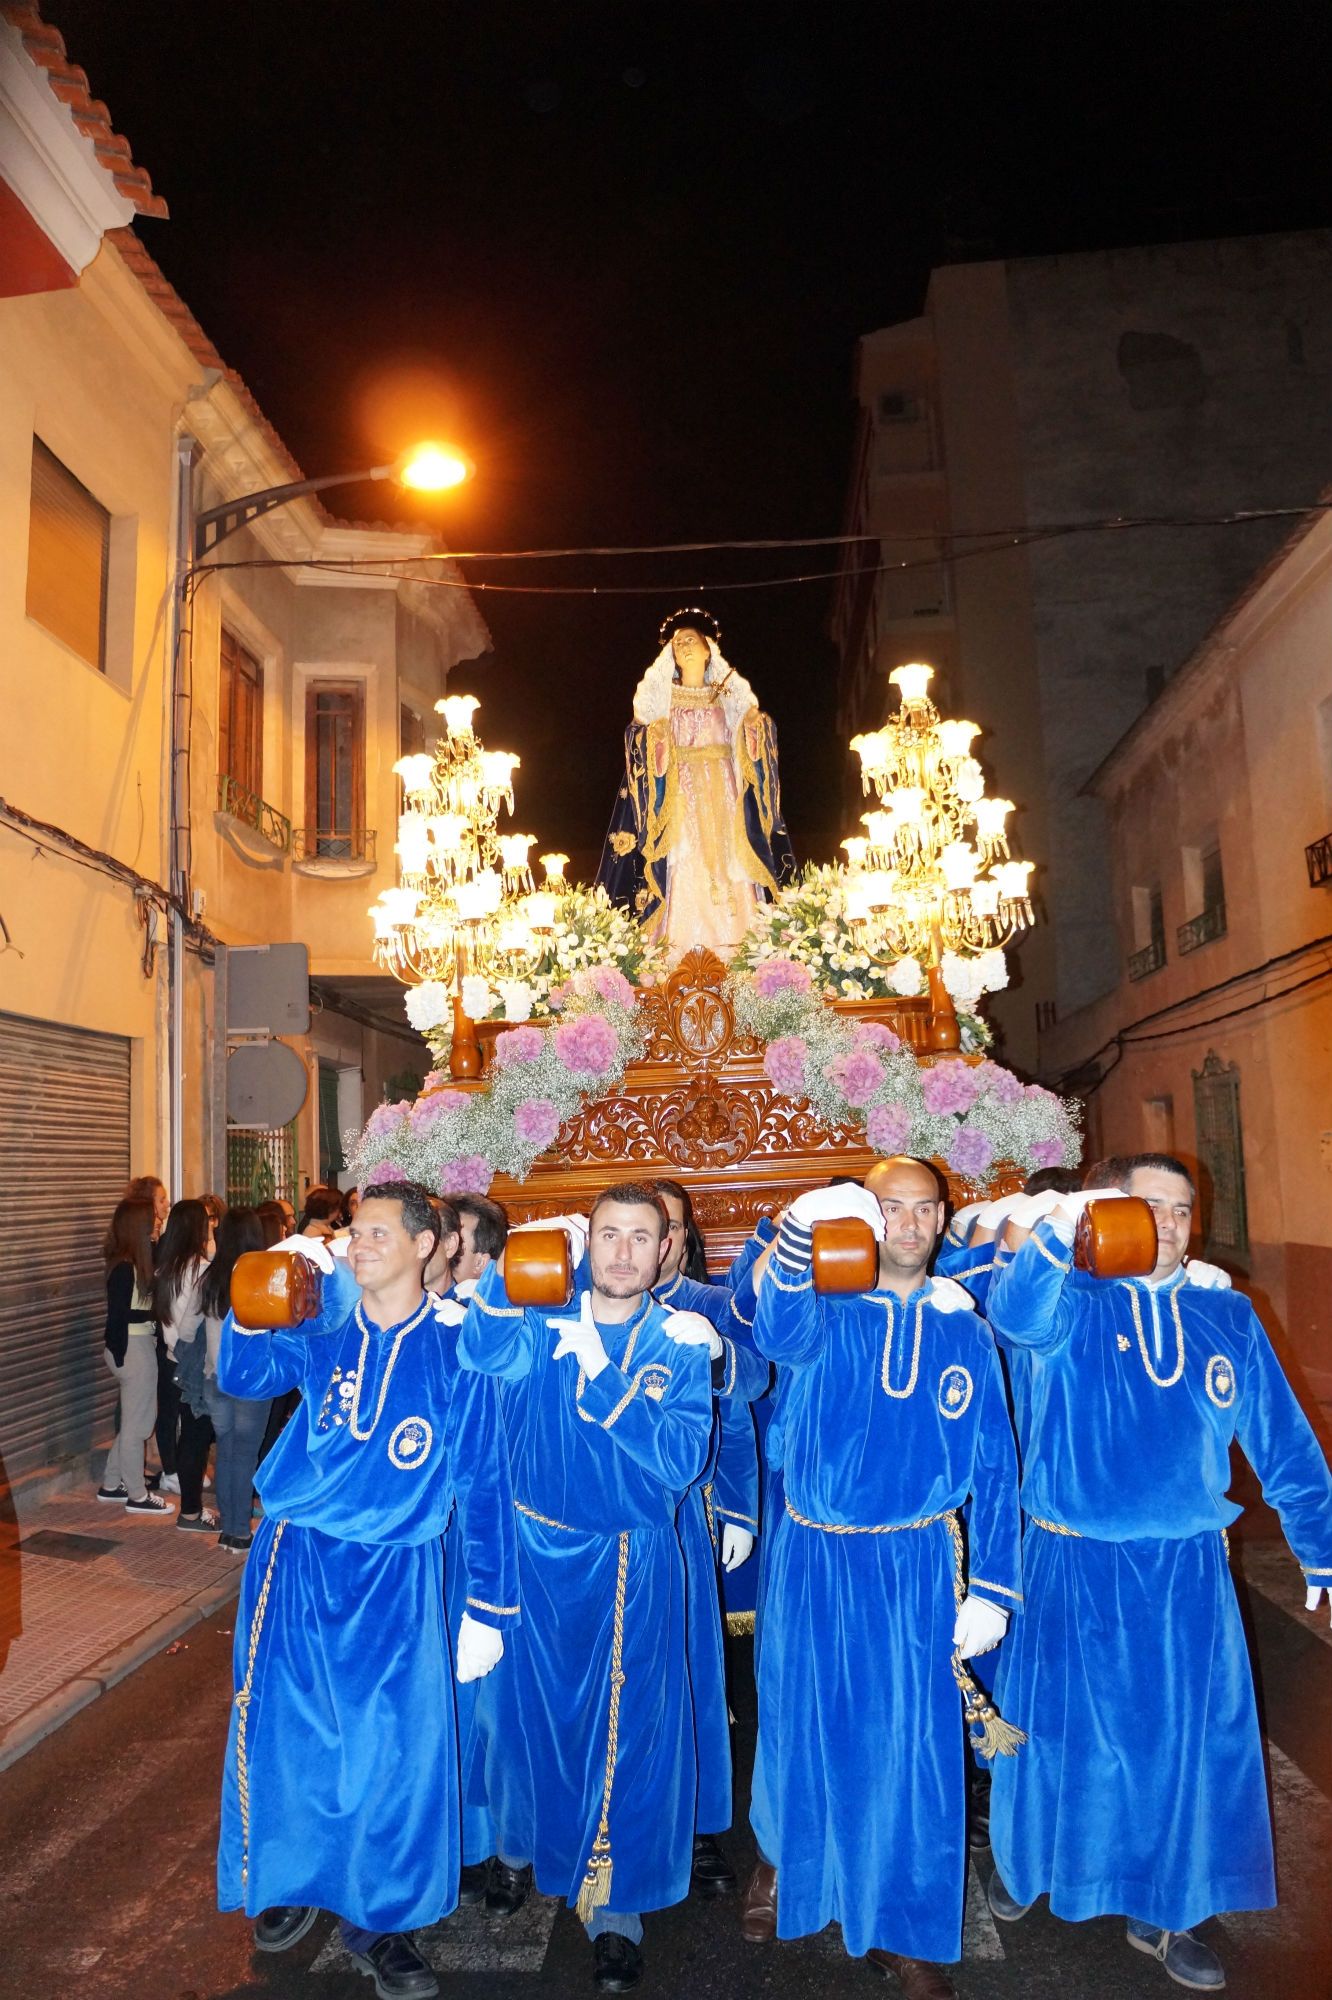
[166,429,199,1199]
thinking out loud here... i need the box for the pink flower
[828,1047,885,1108]
[439,1154,494,1196]
[921,1062,981,1117]
[852,1020,902,1054]
[867,1101,911,1155]
[553,1013,619,1076]
[764,1035,809,1096]
[423,1070,449,1092]
[359,1160,407,1192]
[1024,1083,1058,1110]
[972,1061,1025,1107]
[493,1025,545,1067]
[571,964,635,1008]
[363,1100,410,1140]
[410,1090,468,1133]
[1030,1136,1066,1168]
[513,1097,561,1151]
[947,1126,994,1178]
[752,957,814,999]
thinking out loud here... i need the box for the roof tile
[1,2,168,218]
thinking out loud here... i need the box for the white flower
[888,957,924,997]
[976,947,1009,994]
[461,974,495,1020]
[499,979,534,1022]
[940,951,984,1007]
[404,980,450,1032]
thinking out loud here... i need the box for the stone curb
[0,1567,241,1775]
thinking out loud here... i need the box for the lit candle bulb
[540,852,569,884]
[438,693,481,736]
[940,841,979,890]
[525,890,556,932]
[889,661,934,708]
[840,836,870,870]
[393,753,435,796]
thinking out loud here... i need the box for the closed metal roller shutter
[0,1011,131,1478]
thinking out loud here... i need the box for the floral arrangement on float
[730,956,1080,1186]
[733,863,1007,1051]
[401,884,665,1051]
[347,968,645,1195]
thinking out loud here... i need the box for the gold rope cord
[785,1496,945,1535]
[1027,1515,1083,1537]
[575,1529,631,1924]
[233,1518,288,1889]
[943,1513,1026,1760]
[702,1482,718,1554]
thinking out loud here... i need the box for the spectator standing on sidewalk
[126,1173,180,1493]
[155,1200,219,1535]
[201,1206,272,1553]
[98,1197,174,1519]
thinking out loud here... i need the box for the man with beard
[460,1181,715,1993]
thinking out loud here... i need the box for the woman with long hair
[256,1199,288,1248]
[201,1206,271,1552]
[98,1198,173,1518]
[154,1199,218,1532]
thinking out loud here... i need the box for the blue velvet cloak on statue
[459,1263,714,1918]
[985,1219,1332,1932]
[748,1253,1022,1962]
[215,1283,518,1934]
[653,1269,764,1835]
[594,713,796,928]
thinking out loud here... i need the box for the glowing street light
[394,442,473,493]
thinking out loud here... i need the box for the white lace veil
[631,636,758,742]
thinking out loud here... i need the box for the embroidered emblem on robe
[938,1364,974,1419]
[1204,1355,1236,1409]
[388,1416,434,1469]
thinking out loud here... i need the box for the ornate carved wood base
[479,951,1021,1270]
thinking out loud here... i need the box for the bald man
[739,1158,1022,2000]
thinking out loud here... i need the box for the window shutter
[26,440,109,671]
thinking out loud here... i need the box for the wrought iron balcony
[1177,901,1227,955]
[1128,938,1166,982]
[1307,832,1332,888]
[291,828,378,879]
[215,773,291,853]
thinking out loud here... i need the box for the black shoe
[254,1905,319,1952]
[485,1859,532,1917]
[691,1833,737,1897]
[458,1859,490,1905]
[592,1931,643,1993]
[348,1932,439,1999]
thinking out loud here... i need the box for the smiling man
[984,1152,1332,1994]
[741,1158,1021,2000]
[459,1181,715,1993]
[216,1182,518,2000]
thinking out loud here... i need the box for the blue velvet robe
[653,1269,764,1834]
[216,1284,518,1933]
[749,1258,1022,1961]
[986,1220,1332,1931]
[459,1265,714,1917]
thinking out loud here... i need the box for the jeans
[211,1391,271,1539]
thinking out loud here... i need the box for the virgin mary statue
[595,608,796,963]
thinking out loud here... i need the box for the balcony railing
[1128,938,1166,982]
[291,828,377,879]
[216,774,291,852]
[1177,901,1227,955]
[1307,832,1332,888]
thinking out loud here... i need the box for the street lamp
[192,439,474,559]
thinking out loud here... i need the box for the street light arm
[192,464,393,561]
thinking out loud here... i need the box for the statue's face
[671,627,710,682]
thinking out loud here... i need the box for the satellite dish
[226,1041,308,1128]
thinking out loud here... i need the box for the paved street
[0,1521,1327,2000]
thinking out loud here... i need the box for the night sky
[53,1,1332,873]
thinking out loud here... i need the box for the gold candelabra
[845,662,1033,1046]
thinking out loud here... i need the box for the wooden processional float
[229,1198,1158,1329]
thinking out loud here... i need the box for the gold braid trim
[726,1609,756,1636]
[467,1596,520,1616]
[640,718,682,865]
[1027,1515,1083,1537]
[472,1292,523,1319]
[785,1496,946,1535]
[575,1529,631,1924]
[943,1512,1026,1761]
[702,1482,718,1552]
[233,1518,288,1889]
[515,1499,576,1531]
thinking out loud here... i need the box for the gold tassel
[575,1533,630,1924]
[955,1665,1027,1759]
[575,1840,613,1923]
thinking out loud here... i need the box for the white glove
[1305,1584,1332,1624]
[513,1212,588,1260]
[953,1593,1010,1658]
[788,1184,887,1241]
[663,1309,723,1361]
[927,1276,977,1315]
[272,1231,336,1274]
[454,1276,479,1301]
[432,1294,465,1326]
[455,1611,505,1683]
[720,1523,755,1571]
[1185,1259,1232,1291]
[973,1192,1028,1235]
[1002,1189,1071,1232]
[946,1201,986,1245]
[551,1291,611,1379]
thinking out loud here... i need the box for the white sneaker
[124,1492,174,1520]
[159,1473,181,1495]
